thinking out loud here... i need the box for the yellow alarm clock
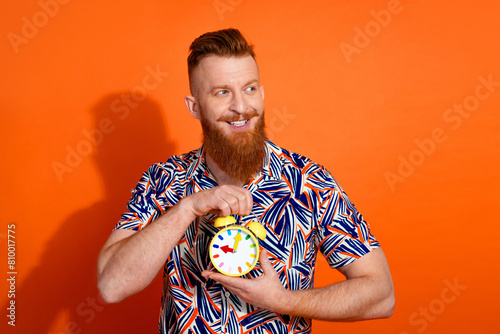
[209,215,267,276]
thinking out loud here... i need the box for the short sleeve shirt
[115,140,380,334]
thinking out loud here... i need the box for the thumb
[259,248,274,274]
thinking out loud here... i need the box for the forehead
[193,55,260,91]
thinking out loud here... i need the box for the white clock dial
[209,226,259,276]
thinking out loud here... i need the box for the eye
[245,86,257,93]
[216,89,229,95]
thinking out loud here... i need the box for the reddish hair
[187,28,256,93]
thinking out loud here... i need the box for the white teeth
[229,120,247,126]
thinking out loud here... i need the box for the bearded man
[97,28,394,334]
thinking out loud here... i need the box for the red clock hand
[220,245,233,253]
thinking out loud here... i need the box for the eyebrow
[211,79,259,93]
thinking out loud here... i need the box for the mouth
[227,119,249,127]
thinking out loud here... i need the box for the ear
[260,85,265,101]
[184,95,200,119]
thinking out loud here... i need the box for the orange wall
[2,0,499,333]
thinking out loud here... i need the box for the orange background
[1,0,499,333]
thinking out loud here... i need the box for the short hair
[187,28,256,93]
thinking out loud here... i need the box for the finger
[218,192,241,216]
[208,209,222,215]
[217,201,232,217]
[219,186,252,216]
[201,270,228,284]
[211,185,239,215]
[242,191,253,215]
[221,186,253,214]
[259,248,274,274]
[239,187,253,215]
[234,187,253,215]
[203,271,241,288]
[201,270,215,279]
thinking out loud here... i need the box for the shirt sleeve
[316,186,380,269]
[114,164,168,231]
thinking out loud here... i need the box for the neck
[205,153,245,187]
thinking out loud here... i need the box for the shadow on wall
[12,94,176,333]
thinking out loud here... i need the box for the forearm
[203,248,395,322]
[97,200,195,303]
[281,273,395,321]
[98,184,253,303]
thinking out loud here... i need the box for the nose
[229,91,248,114]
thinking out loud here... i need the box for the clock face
[209,226,260,276]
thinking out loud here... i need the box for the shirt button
[225,291,231,298]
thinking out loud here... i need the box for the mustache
[217,110,259,122]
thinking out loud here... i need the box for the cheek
[253,100,265,114]
[199,104,220,122]
[252,94,265,109]
[205,99,228,116]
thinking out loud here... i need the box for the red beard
[200,110,267,184]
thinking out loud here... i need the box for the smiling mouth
[227,119,249,127]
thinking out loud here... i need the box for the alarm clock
[209,215,267,276]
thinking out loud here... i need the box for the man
[97,28,394,333]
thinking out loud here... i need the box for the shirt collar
[260,140,284,181]
[186,140,284,182]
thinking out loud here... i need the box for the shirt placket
[220,286,231,334]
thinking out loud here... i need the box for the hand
[202,249,291,313]
[182,185,253,219]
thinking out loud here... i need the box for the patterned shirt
[115,140,379,334]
